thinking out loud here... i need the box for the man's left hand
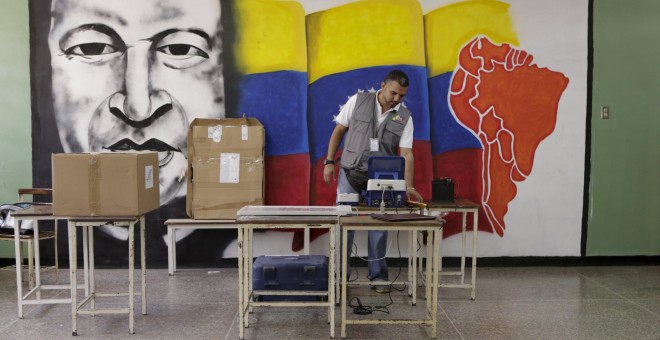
[406,187,423,202]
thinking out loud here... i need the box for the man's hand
[324,124,347,185]
[400,147,421,202]
[406,187,423,202]
[323,164,336,185]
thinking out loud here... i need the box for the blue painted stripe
[428,72,481,155]
[237,71,309,157]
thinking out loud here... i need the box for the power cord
[389,231,406,293]
[379,187,386,213]
[349,297,372,314]
[350,230,410,315]
[349,296,391,315]
[348,242,359,282]
[349,205,424,316]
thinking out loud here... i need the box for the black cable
[350,214,421,314]
[361,231,406,316]
[348,241,359,282]
[349,297,373,314]
[389,230,406,293]
[349,296,391,315]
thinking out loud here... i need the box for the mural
[31,0,235,265]
[306,0,432,248]
[29,0,587,265]
[430,0,585,256]
[230,1,311,250]
[449,37,569,236]
[426,0,570,238]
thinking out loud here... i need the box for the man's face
[48,0,225,204]
[379,80,408,110]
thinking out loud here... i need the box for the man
[323,70,422,292]
[44,0,228,258]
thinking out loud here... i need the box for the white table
[235,213,339,340]
[164,219,237,275]
[67,215,146,336]
[11,205,75,318]
[427,198,480,300]
[340,205,426,306]
[339,215,443,338]
[164,217,323,275]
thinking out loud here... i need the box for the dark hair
[384,70,409,87]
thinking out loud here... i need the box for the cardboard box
[52,152,160,216]
[187,118,265,219]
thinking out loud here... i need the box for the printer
[365,156,406,208]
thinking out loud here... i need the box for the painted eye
[65,43,119,56]
[154,31,212,68]
[157,44,209,59]
[58,24,125,62]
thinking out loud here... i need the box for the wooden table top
[427,198,480,209]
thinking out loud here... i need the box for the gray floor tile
[0,265,658,339]
[573,266,660,299]
[442,298,660,340]
[456,267,622,302]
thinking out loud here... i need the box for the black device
[432,178,455,202]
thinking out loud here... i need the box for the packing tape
[88,155,100,216]
[197,198,264,211]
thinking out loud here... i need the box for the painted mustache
[109,104,172,129]
[104,138,180,152]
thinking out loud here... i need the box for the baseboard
[384,255,660,267]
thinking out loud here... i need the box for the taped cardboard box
[187,118,265,219]
[52,152,160,216]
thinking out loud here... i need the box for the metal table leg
[128,221,135,334]
[14,220,24,318]
[141,217,147,314]
[237,225,245,340]
[69,221,78,336]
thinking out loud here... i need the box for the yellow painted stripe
[234,0,307,74]
[425,0,519,77]
[306,0,425,83]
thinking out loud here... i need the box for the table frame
[164,218,317,276]
[236,215,338,340]
[12,205,74,318]
[425,198,479,300]
[165,219,236,275]
[67,216,146,336]
[338,205,425,306]
[339,216,442,339]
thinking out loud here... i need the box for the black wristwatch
[323,159,335,165]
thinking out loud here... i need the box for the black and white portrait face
[48,0,225,204]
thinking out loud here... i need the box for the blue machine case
[252,255,329,301]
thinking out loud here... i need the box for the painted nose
[108,41,173,127]
[124,41,152,121]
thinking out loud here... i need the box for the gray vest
[340,92,411,172]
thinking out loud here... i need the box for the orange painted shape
[449,36,569,236]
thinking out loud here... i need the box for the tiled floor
[0,264,658,339]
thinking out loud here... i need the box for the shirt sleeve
[335,94,357,127]
[398,116,414,148]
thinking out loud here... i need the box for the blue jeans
[337,168,388,281]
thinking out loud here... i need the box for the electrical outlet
[601,106,610,119]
